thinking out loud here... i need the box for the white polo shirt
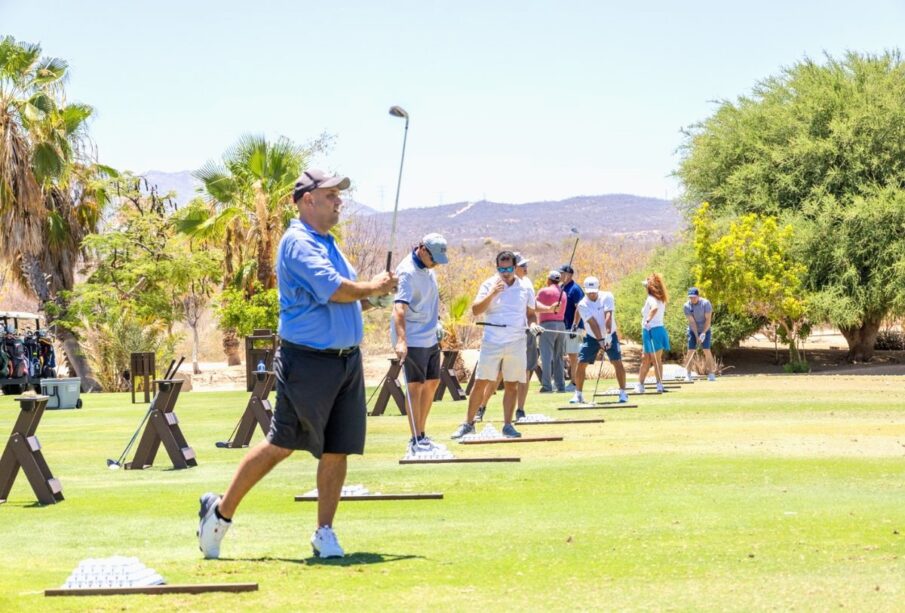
[518,275,537,326]
[476,274,533,345]
[641,295,666,328]
[578,292,617,337]
[391,251,440,348]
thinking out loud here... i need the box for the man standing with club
[392,233,449,451]
[683,287,716,381]
[559,265,585,391]
[571,277,629,404]
[197,169,397,560]
[452,251,540,439]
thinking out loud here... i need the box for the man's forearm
[392,306,407,344]
[687,316,699,335]
[588,320,603,340]
[331,278,380,303]
[472,293,496,316]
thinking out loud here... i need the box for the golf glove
[367,294,393,309]
[436,323,447,342]
[604,333,613,349]
[569,324,578,339]
[698,333,706,344]
[529,323,544,337]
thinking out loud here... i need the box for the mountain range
[140,170,683,244]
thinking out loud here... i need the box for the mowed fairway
[1,375,904,611]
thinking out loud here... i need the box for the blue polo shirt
[276,219,362,349]
[562,280,585,330]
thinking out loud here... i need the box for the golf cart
[0,311,57,396]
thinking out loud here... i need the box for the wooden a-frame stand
[0,395,63,505]
[370,358,407,416]
[124,379,196,470]
[433,350,467,402]
[218,371,275,448]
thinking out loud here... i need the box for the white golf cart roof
[0,311,41,320]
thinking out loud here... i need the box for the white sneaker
[568,393,583,404]
[618,390,629,403]
[634,383,644,394]
[708,373,716,381]
[684,373,693,382]
[197,492,230,559]
[311,525,345,559]
[656,383,665,393]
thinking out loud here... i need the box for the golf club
[400,355,427,447]
[555,227,580,309]
[476,321,574,338]
[386,105,410,272]
[645,326,664,391]
[107,357,184,469]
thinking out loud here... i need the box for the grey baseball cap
[422,233,448,264]
[292,169,351,202]
[548,270,562,281]
[514,252,530,267]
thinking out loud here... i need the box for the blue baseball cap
[688,287,700,296]
[422,233,449,264]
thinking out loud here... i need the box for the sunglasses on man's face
[497,266,515,273]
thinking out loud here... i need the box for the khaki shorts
[476,337,527,383]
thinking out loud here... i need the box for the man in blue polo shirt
[559,264,585,391]
[392,233,448,452]
[198,169,397,561]
[683,287,717,381]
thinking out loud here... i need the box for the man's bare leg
[219,441,293,518]
[419,379,441,433]
[567,353,579,385]
[466,379,490,422]
[703,349,716,375]
[316,453,347,528]
[612,360,627,389]
[575,362,588,392]
[517,375,530,411]
[501,381,518,424]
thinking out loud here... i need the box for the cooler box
[40,377,83,409]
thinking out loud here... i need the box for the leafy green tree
[174,134,328,364]
[678,51,905,361]
[692,203,808,363]
[0,36,111,388]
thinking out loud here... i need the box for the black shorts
[267,342,367,458]
[404,344,441,383]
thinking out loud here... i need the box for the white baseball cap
[583,276,600,292]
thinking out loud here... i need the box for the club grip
[385,251,393,273]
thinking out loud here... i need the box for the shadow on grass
[224,552,423,566]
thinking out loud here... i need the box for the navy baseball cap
[688,287,700,296]
[559,264,575,274]
[293,169,351,202]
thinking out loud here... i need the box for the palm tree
[0,36,108,389]
[176,134,326,364]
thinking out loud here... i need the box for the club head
[570,227,579,234]
[215,441,229,449]
[106,459,121,470]
[389,105,409,119]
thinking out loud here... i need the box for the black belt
[282,339,359,357]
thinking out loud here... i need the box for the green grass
[1,375,904,611]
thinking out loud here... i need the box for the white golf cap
[583,276,600,292]
[421,233,448,264]
[514,252,530,267]
[548,270,561,281]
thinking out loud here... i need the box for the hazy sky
[4,0,904,209]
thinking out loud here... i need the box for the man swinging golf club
[683,287,717,381]
[572,277,629,404]
[392,233,449,452]
[452,250,541,440]
[197,169,397,560]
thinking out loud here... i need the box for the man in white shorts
[452,251,540,439]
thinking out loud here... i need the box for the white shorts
[565,333,582,354]
[476,338,527,383]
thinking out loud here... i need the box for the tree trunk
[191,323,201,374]
[840,318,883,362]
[222,327,242,366]
[20,253,101,391]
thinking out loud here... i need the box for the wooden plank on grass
[45,583,259,597]
[558,404,638,410]
[399,457,520,464]
[294,493,443,501]
[517,418,605,425]
[459,436,563,445]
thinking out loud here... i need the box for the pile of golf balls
[62,556,164,589]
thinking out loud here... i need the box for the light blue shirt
[391,250,440,348]
[276,219,362,349]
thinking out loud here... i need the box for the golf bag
[2,332,29,378]
[24,332,40,377]
[38,334,57,378]
[0,345,9,378]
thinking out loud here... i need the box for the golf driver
[107,357,184,469]
[386,105,410,272]
[555,227,580,308]
[476,321,573,337]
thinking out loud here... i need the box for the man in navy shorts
[683,287,716,381]
[571,276,629,404]
[197,169,397,560]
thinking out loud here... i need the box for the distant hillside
[367,195,683,246]
[142,170,200,206]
